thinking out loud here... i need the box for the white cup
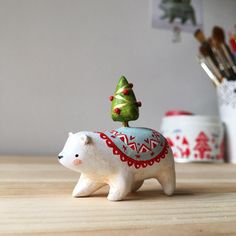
[217,80,236,164]
[161,113,224,163]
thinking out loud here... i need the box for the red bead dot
[109,96,114,101]
[122,89,129,95]
[114,108,121,114]
[137,101,142,107]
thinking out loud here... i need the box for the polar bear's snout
[58,155,63,159]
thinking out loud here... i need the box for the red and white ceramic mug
[161,110,225,163]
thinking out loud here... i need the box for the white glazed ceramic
[58,127,175,201]
[161,115,224,163]
[217,80,236,164]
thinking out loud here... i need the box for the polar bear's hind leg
[156,164,176,196]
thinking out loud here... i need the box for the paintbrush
[208,37,234,79]
[194,29,224,85]
[199,43,230,79]
[208,38,228,71]
[212,26,236,74]
[194,29,220,69]
[197,54,221,87]
[199,46,224,84]
[194,29,207,44]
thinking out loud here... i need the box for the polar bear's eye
[75,154,79,158]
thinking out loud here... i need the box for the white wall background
[0,0,235,155]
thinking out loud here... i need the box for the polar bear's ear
[80,134,91,145]
[68,132,73,137]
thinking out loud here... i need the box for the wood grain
[0,156,236,236]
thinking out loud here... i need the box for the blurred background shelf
[0,156,236,236]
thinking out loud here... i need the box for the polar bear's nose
[58,155,63,159]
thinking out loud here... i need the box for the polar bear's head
[58,132,93,172]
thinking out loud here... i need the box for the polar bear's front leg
[107,171,133,201]
[72,174,105,197]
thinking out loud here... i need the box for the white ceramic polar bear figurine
[58,127,176,201]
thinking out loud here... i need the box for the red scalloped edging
[97,132,169,169]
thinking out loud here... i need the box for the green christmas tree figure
[109,76,142,127]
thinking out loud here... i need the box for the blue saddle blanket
[98,127,169,169]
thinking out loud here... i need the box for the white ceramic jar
[160,111,224,163]
[217,80,236,164]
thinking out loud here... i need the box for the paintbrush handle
[211,48,228,73]
[197,55,222,86]
[202,42,219,67]
[222,44,236,73]
[205,57,222,80]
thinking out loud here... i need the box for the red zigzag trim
[98,132,169,169]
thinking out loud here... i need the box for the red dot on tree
[136,101,142,107]
[122,89,129,95]
[114,108,121,114]
[109,96,114,101]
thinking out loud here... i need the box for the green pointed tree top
[116,75,129,89]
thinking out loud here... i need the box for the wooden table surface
[0,156,236,236]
